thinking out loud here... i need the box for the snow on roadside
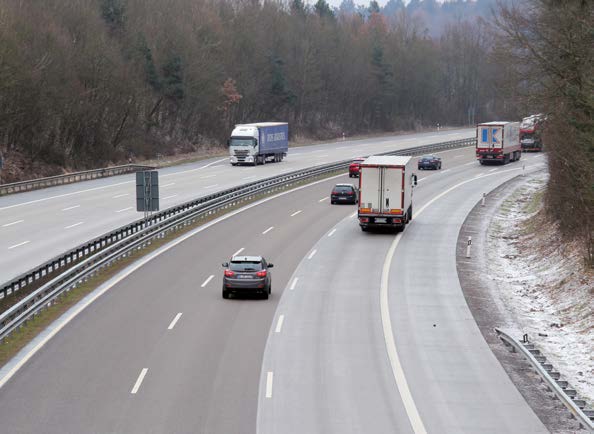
[486,172,593,403]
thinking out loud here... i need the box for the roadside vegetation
[0,0,506,181]
[495,0,594,264]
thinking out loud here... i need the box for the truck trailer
[476,121,521,165]
[358,156,417,232]
[229,122,288,166]
[520,114,545,152]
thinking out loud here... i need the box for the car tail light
[224,269,235,277]
[332,191,339,195]
[256,270,267,277]
[347,191,353,195]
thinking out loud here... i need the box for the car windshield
[421,156,435,160]
[230,138,255,147]
[229,261,263,271]
[334,186,353,193]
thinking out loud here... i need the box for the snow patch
[486,173,594,402]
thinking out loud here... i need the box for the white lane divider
[290,210,302,217]
[168,313,183,330]
[441,169,451,173]
[350,211,357,218]
[162,194,178,200]
[64,222,84,230]
[233,247,245,257]
[307,249,317,260]
[131,368,148,394]
[112,193,129,198]
[116,207,133,213]
[290,277,299,290]
[266,372,274,398]
[318,196,329,202]
[380,165,530,434]
[327,228,336,237]
[463,161,475,166]
[243,176,257,180]
[161,182,176,188]
[8,240,30,250]
[201,275,214,287]
[204,184,219,189]
[262,226,274,235]
[200,175,217,179]
[2,220,24,227]
[488,168,497,172]
[452,155,463,159]
[61,205,80,211]
[275,315,285,333]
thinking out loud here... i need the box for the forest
[0,0,505,175]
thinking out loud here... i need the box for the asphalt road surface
[0,148,548,433]
[0,129,473,283]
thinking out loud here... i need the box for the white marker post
[522,164,525,176]
[481,193,486,207]
[466,236,472,258]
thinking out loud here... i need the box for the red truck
[520,114,545,152]
[476,121,521,165]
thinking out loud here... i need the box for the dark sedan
[331,183,358,204]
[222,256,273,299]
[418,155,442,170]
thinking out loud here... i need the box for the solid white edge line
[233,247,245,257]
[275,315,284,333]
[2,220,24,227]
[327,228,336,237]
[201,275,214,287]
[112,193,129,198]
[0,170,351,390]
[7,240,30,250]
[266,372,274,398]
[116,207,133,213]
[262,226,274,235]
[307,249,317,259]
[380,164,533,433]
[130,368,148,394]
[381,233,427,434]
[289,277,298,290]
[168,313,183,330]
[290,210,302,217]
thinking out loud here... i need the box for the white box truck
[476,121,521,164]
[358,156,417,232]
[228,122,288,166]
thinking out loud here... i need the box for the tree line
[496,0,593,265]
[0,0,507,177]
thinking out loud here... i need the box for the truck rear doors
[359,166,403,215]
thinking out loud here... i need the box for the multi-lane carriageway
[0,130,549,433]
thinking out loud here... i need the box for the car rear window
[229,261,263,271]
[334,186,353,193]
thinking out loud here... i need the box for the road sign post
[136,170,160,224]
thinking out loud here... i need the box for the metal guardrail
[495,328,594,432]
[0,164,154,196]
[0,138,475,342]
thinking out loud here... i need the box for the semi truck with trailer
[520,114,545,152]
[476,121,521,165]
[358,156,417,232]
[228,122,288,166]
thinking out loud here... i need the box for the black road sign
[136,170,159,212]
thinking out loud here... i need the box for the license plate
[339,197,347,200]
[238,275,252,279]
[486,155,493,159]
[375,218,387,223]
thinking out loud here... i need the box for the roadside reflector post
[466,236,472,258]
[522,164,525,176]
[481,193,486,207]
[342,132,346,141]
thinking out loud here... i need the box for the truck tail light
[393,218,402,224]
[256,270,267,277]
[359,217,369,223]
[224,269,235,277]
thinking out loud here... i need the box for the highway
[0,144,548,433]
[0,129,473,283]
